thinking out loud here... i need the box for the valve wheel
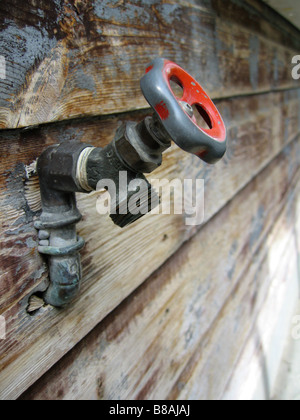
[140,58,227,164]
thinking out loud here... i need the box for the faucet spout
[35,126,165,306]
[80,142,160,228]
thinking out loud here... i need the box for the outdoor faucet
[35,58,227,307]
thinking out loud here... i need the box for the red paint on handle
[162,60,226,143]
[155,101,169,120]
[145,65,154,74]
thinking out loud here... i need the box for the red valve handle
[140,58,227,164]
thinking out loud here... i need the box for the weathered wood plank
[168,199,299,400]
[221,249,299,400]
[0,90,299,399]
[1,89,299,309]
[0,0,299,129]
[19,138,300,400]
[221,190,300,400]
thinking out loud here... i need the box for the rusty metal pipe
[35,58,226,308]
[36,136,163,307]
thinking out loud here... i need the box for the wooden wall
[0,0,299,400]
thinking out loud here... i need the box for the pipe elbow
[43,254,82,307]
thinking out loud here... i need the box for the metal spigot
[35,57,227,307]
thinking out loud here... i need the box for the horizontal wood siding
[0,0,299,400]
[0,0,299,129]
[20,139,300,400]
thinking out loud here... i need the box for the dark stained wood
[19,138,300,400]
[0,0,300,129]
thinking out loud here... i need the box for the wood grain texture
[0,0,300,129]
[222,186,300,400]
[19,138,300,400]
[221,241,299,400]
[1,0,300,400]
[0,89,299,399]
[168,198,300,400]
